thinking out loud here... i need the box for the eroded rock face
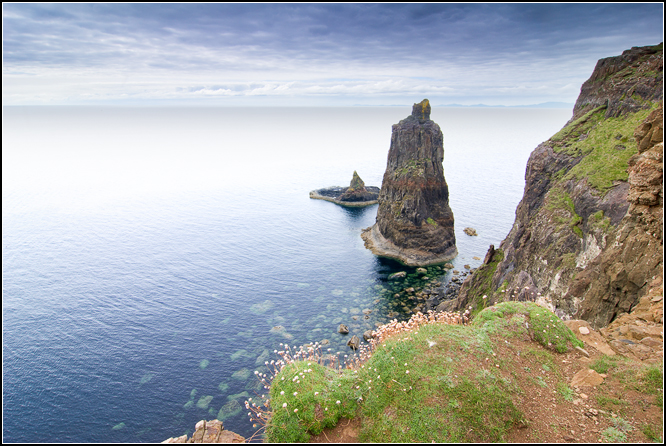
[361,99,456,266]
[568,102,663,328]
[453,44,663,329]
[574,43,663,119]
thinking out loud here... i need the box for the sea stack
[361,99,457,266]
[338,171,377,203]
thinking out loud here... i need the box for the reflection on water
[339,203,377,221]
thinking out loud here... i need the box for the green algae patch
[196,395,214,410]
[217,400,242,421]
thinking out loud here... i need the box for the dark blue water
[2,106,570,442]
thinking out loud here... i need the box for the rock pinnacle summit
[361,99,457,266]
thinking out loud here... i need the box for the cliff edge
[451,43,663,329]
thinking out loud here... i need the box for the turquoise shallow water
[2,106,570,442]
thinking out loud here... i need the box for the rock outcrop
[573,44,663,120]
[309,171,379,207]
[163,419,245,443]
[361,99,457,266]
[453,44,663,329]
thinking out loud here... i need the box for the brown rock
[338,171,379,203]
[163,420,245,443]
[570,368,605,387]
[361,99,457,266]
[640,336,663,348]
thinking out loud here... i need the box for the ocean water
[2,106,571,442]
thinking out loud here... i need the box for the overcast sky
[2,3,664,106]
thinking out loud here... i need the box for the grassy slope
[264,303,589,442]
[261,303,663,443]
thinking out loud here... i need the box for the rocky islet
[309,171,380,207]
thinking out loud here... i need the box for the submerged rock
[362,99,457,266]
[309,171,380,207]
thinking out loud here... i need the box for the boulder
[163,419,245,443]
[347,335,360,350]
[338,324,349,334]
[463,227,478,236]
[570,368,605,387]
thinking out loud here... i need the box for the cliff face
[454,44,663,329]
[573,44,663,120]
[361,99,457,266]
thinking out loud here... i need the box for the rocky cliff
[451,44,663,329]
[361,99,457,266]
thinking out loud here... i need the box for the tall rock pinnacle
[361,99,457,266]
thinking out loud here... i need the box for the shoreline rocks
[361,99,457,266]
[163,419,245,443]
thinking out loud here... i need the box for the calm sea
[2,106,570,442]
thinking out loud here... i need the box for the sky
[2,3,664,107]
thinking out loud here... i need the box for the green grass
[549,103,659,194]
[596,395,630,412]
[557,382,574,402]
[264,302,582,442]
[590,354,625,374]
[602,426,627,442]
[458,249,504,315]
[546,186,583,238]
[642,423,663,442]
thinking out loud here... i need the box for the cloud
[2,3,663,105]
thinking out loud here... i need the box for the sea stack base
[361,224,458,267]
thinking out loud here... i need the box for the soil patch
[308,417,361,443]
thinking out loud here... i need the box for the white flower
[336,400,341,404]
[314,392,319,395]
[283,403,287,408]
[280,391,285,395]
[406,370,410,374]
[293,392,298,396]
[294,408,298,413]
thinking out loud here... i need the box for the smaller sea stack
[309,171,380,207]
[361,99,457,266]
